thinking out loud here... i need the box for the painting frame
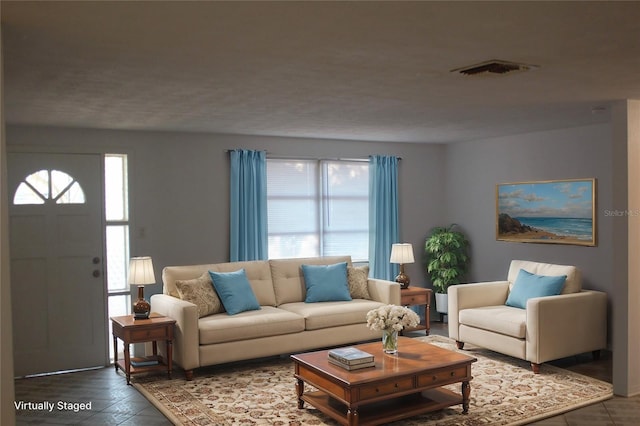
[496,178,596,246]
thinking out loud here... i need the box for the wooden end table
[400,287,432,335]
[292,337,476,426]
[111,313,176,385]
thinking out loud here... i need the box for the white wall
[444,121,640,394]
[9,119,632,396]
[611,100,640,397]
[1,27,17,426]
[6,126,447,301]
[445,123,613,293]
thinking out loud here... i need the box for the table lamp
[390,243,415,289]
[129,256,156,319]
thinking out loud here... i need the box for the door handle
[92,257,101,264]
[92,270,101,278]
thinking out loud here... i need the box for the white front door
[8,152,107,376]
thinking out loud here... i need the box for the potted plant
[424,224,470,315]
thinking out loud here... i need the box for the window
[13,169,86,205]
[267,159,369,261]
[104,154,130,361]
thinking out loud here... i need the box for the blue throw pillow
[208,269,261,315]
[505,269,567,309]
[302,262,352,303]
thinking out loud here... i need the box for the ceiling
[2,1,640,144]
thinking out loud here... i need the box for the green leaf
[423,224,470,291]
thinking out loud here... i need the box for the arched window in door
[13,169,86,205]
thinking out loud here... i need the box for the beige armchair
[448,260,607,373]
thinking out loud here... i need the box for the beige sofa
[448,260,607,373]
[150,255,400,379]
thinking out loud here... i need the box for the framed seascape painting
[496,178,596,246]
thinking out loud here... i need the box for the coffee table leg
[462,380,470,414]
[296,379,305,409]
[347,407,359,426]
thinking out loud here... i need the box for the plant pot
[435,292,448,315]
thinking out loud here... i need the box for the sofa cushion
[459,305,526,339]
[163,260,276,306]
[270,256,352,305]
[209,269,261,315]
[302,262,352,303]
[175,272,224,317]
[507,260,580,294]
[209,260,277,306]
[505,269,567,309]
[279,299,385,331]
[198,306,305,344]
[348,266,371,299]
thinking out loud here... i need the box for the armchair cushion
[505,269,567,309]
[459,305,526,338]
[507,260,580,294]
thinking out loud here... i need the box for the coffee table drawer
[418,366,468,387]
[359,376,414,399]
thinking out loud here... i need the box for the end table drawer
[418,366,469,387]
[402,294,427,305]
[359,376,414,400]
[130,327,168,341]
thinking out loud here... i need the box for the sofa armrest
[526,290,607,364]
[367,278,401,305]
[448,281,510,340]
[150,294,200,371]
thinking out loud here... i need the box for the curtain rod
[225,150,401,161]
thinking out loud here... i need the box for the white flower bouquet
[366,304,420,332]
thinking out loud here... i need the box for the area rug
[133,335,612,425]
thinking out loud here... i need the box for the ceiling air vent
[451,60,538,76]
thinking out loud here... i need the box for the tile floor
[14,365,170,425]
[13,322,640,425]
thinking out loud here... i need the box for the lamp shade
[128,256,156,286]
[389,243,415,264]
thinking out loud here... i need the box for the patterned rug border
[133,335,613,426]
[134,384,186,425]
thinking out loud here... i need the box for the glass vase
[382,328,399,354]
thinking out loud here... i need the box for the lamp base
[133,286,150,320]
[395,273,410,289]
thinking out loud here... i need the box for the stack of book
[328,347,375,370]
[130,357,160,368]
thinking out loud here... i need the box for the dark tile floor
[14,365,171,425]
[13,322,639,425]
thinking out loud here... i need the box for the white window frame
[13,169,86,205]
[104,153,130,361]
[267,158,369,261]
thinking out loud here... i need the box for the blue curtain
[368,155,399,280]
[229,149,268,261]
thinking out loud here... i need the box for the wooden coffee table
[291,337,476,426]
